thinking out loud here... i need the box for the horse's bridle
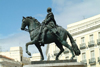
[24,27,40,33]
[24,28,34,33]
[29,29,34,33]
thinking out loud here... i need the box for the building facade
[46,14,100,67]
[30,53,41,61]
[0,55,21,67]
[0,46,31,66]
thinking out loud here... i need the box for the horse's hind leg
[55,41,64,60]
[61,40,75,60]
[35,43,44,61]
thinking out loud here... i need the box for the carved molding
[67,20,100,36]
[70,24,100,36]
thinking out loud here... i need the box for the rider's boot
[39,33,44,43]
[40,33,45,46]
[39,28,47,44]
[39,31,46,46]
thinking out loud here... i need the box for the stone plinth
[23,60,85,67]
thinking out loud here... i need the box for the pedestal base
[23,60,85,67]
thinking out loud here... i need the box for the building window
[99,49,100,57]
[82,53,86,60]
[65,56,69,59]
[90,34,93,41]
[98,32,100,39]
[81,37,85,43]
[21,56,22,61]
[91,50,95,58]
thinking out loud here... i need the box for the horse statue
[21,16,80,60]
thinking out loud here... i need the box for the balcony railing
[88,40,95,47]
[98,57,100,62]
[89,58,96,64]
[54,50,59,56]
[81,60,87,65]
[97,39,100,45]
[80,43,86,49]
[64,48,69,54]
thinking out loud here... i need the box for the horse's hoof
[56,58,59,60]
[70,58,73,60]
[70,55,75,60]
[40,58,44,61]
[26,51,31,56]
[28,52,31,56]
[26,52,31,56]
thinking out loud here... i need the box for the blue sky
[0,0,52,36]
[0,0,100,59]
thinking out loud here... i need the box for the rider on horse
[39,7,58,43]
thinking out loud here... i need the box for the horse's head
[21,17,27,30]
[21,16,41,31]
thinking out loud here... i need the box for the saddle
[38,25,59,46]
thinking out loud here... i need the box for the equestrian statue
[21,7,80,61]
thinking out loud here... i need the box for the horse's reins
[24,27,39,33]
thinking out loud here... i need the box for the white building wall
[0,46,31,66]
[46,14,100,67]
[0,57,21,67]
[22,57,31,65]
[30,53,41,61]
[10,47,23,62]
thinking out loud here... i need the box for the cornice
[70,24,100,36]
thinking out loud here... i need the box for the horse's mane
[26,16,41,26]
[26,16,33,19]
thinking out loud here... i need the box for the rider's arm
[45,13,53,25]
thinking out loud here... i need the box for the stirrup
[41,43,44,46]
[39,40,44,43]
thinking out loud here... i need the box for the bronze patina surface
[21,7,80,61]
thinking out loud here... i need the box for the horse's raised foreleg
[55,42,64,60]
[61,40,75,60]
[26,41,34,56]
[35,44,44,61]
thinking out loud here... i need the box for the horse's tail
[66,31,81,56]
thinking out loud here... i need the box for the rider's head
[47,7,52,13]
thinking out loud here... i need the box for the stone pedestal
[23,60,86,67]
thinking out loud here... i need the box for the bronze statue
[21,7,80,61]
[39,7,58,44]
